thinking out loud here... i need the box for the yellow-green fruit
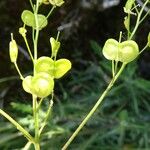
[102,39,120,61]
[31,73,54,98]
[119,40,139,63]
[9,39,18,63]
[49,0,64,7]
[102,39,139,63]
[35,56,54,77]
[22,76,33,94]
[54,59,72,79]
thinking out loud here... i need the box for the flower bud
[19,27,27,37]
[9,34,18,63]
[50,37,60,58]
[49,0,64,7]
[31,73,54,98]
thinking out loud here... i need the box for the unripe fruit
[102,39,120,61]
[35,56,54,77]
[54,59,72,79]
[49,0,64,7]
[22,76,33,94]
[9,34,18,63]
[102,39,139,63]
[119,40,139,63]
[31,73,54,98]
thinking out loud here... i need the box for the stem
[34,1,40,61]
[23,36,34,62]
[0,109,34,143]
[33,95,39,142]
[112,60,115,77]
[34,142,40,150]
[46,6,56,20]
[23,141,32,150]
[129,0,149,40]
[62,63,126,150]
[29,0,34,10]
[139,9,150,24]
[139,43,149,54]
[14,62,24,80]
[39,94,54,136]
[127,13,131,39]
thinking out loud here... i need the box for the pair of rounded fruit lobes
[49,0,64,7]
[35,56,72,79]
[21,10,48,30]
[22,73,54,98]
[102,39,139,63]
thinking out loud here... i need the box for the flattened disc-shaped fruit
[31,73,54,98]
[102,39,120,61]
[120,40,139,63]
[22,76,33,94]
[35,56,54,76]
[54,59,72,79]
[21,10,35,27]
[21,10,47,30]
[36,14,48,30]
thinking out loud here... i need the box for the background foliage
[0,0,150,149]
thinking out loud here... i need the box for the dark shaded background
[0,0,150,149]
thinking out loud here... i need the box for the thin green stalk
[62,63,126,150]
[23,36,34,62]
[37,98,44,110]
[112,60,115,77]
[23,141,32,150]
[0,109,34,143]
[127,13,131,39]
[39,94,54,136]
[34,1,40,61]
[139,9,150,24]
[34,142,40,150]
[39,6,55,29]
[46,6,56,20]
[14,62,24,80]
[29,0,34,10]
[33,95,39,141]
[129,0,149,40]
[139,43,149,54]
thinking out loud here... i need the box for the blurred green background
[0,0,150,149]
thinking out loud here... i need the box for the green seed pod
[102,39,120,61]
[21,10,48,30]
[21,10,35,27]
[50,37,60,58]
[35,57,54,77]
[54,59,72,79]
[102,39,139,63]
[49,0,64,7]
[9,34,18,63]
[22,76,33,94]
[31,73,54,98]
[36,14,48,30]
[119,40,139,63]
